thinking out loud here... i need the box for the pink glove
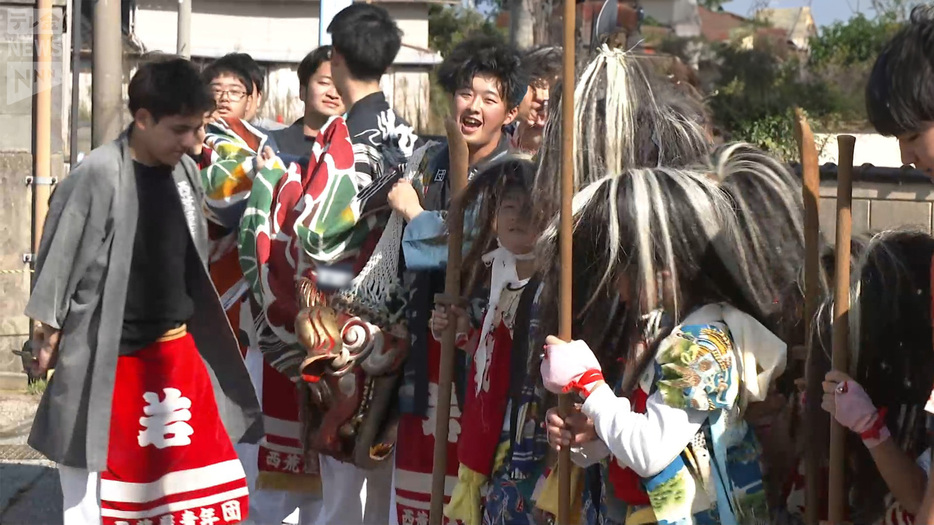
[826,373,890,448]
[540,337,604,398]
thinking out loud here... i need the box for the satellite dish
[591,0,619,51]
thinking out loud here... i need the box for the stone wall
[818,180,934,243]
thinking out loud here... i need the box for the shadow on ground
[0,463,62,525]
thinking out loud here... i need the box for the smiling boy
[385,34,528,525]
[272,46,346,157]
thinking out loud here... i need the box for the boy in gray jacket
[26,57,261,525]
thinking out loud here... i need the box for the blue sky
[721,0,877,26]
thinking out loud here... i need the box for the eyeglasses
[211,87,248,101]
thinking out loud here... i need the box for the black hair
[298,46,333,89]
[805,230,934,523]
[522,46,563,87]
[866,5,934,136]
[328,4,402,82]
[202,54,255,96]
[128,57,214,122]
[458,155,537,289]
[226,52,265,94]
[437,34,528,110]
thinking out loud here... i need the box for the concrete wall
[0,1,68,373]
[817,133,904,168]
[818,180,934,243]
[69,1,439,139]
[132,0,432,62]
[642,0,701,37]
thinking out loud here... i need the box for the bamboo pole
[428,118,470,525]
[557,0,576,523]
[793,109,821,525]
[33,0,53,260]
[826,135,855,525]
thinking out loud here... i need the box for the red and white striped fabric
[393,336,463,525]
[100,333,249,525]
[256,359,320,481]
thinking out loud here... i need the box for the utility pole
[92,0,123,147]
[69,0,83,167]
[34,0,53,260]
[510,0,535,48]
[177,0,191,59]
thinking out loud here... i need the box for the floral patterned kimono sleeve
[581,323,753,524]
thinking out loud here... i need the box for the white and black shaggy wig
[805,229,934,522]
[535,167,762,389]
[457,154,537,290]
[712,143,808,343]
[532,46,711,225]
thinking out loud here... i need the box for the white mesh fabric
[334,143,435,325]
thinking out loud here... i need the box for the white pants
[388,462,398,525]
[237,346,322,525]
[317,455,393,525]
[237,442,323,525]
[59,465,102,524]
[61,459,323,525]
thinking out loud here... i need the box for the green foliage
[731,112,799,161]
[698,0,727,11]
[27,378,47,396]
[707,42,844,160]
[702,11,906,160]
[428,5,504,59]
[808,13,900,68]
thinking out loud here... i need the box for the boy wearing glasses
[198,52,324,525]
[204,57,253,123]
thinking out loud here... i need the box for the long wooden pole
[826,135,855,525]
[557,0,576,523]
[794,109,821,525]
[428,119,470,525]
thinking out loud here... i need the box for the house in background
[755,6,817,52]
[697,6,789,50]
[640,0,701,37]
[78,0,450,135]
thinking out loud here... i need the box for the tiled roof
[697,6,747,42]
[789,162,933,185]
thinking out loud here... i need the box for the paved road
[0,390,62,524]
[0,461,62,525]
